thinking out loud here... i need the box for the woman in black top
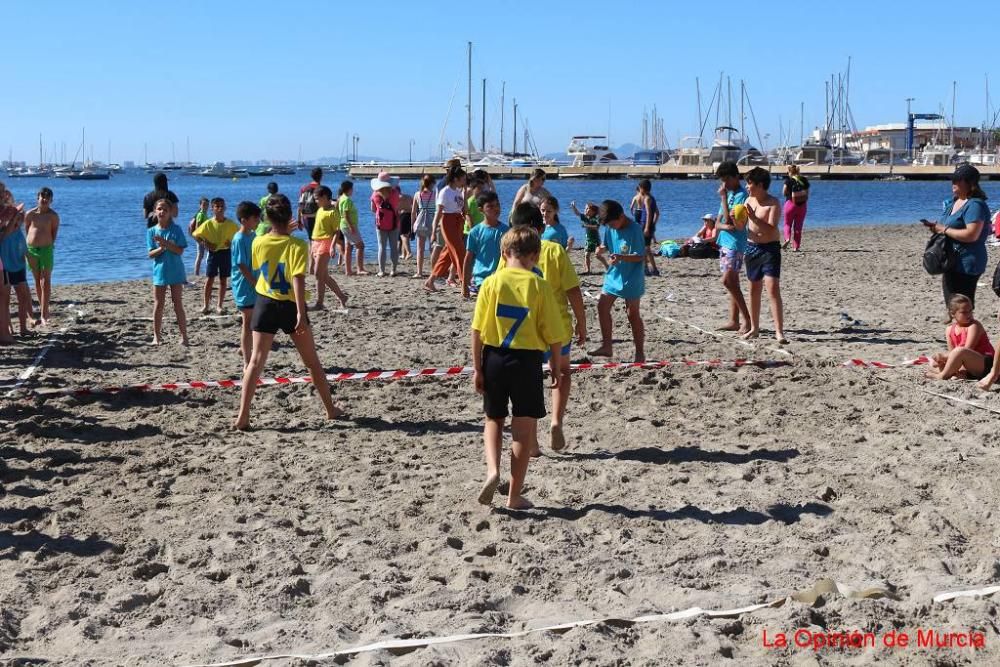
[142,172,179,228]
[781,165,809,250]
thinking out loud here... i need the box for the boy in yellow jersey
[310,186,348,309]
[193,197,240,314]
[506,202,587,454]
[234,194,344,430]
[472,226,568,510]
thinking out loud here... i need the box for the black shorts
[973,355,994,380]
[482,345,546,419]
[643,224,656,247]
[250,294,306,335]
[3,269,26,285]
[206,249,232,278]
[745,241,782,281]
[399,211,412,236]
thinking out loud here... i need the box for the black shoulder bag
[922,232,957,275]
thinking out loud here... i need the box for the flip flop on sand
[550,424,566,451]
[478,473,500,505]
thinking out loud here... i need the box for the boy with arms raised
[462,191,508,298]
[590,200,646,362]
[507,202,587,453]
[24,187,59,325]
[742,167,786,343]
[232,201,261,368]
[472,226,567,509]
[193,197,240,314]
[715,160,751,333]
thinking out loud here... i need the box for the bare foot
[180,337,190,347]
[338,294,349,308]
[478,472,500,505]
[152,337,162,346]
[529,447,542,458]
[589,346,613,357]
[718,322,740,331]
[741,329,759,340]
[326,405,346,420]
[924,370,942,380]
[634,352,646,363]
[233,419,250,431]
[507,495,534,510]
[357,269,370,276]
[550,424,566,452]
[423,282,437,293]
[201,305,210,315]
[775,333,788,344]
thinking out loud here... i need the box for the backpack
[374,194,398,231]
[922,232,957,275]
[688,243,720,259]
[298,185,319,217]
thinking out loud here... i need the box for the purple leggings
[783,200,807,249]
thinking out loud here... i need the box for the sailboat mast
[951,80,956,146]
[466,41,472,160]
[499,81,505,155]
[695,77,703,145]
[512,99,518,154]
[38,133,42,168]
[481,78,486,153]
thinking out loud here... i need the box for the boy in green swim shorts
[570,200,608,274]
[24,187,59,324]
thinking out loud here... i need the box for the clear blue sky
[2,0,995,163]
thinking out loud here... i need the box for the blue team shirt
[940,197,991,275]
[230,229,258,308]
[717,188,748,252]
[465,221,508,286]
[541,222,569,248]
[601,219,646,299]
[0,225,28,272]
[147,222,188,286]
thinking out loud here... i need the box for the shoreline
[44,221,933,287]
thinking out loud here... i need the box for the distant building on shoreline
[856,123,986,152]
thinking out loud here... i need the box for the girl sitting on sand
[234,194,344,430]
[925,294,994,381]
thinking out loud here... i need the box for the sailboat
[66,128,111,180]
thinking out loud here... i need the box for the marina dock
[348,163,1000,181]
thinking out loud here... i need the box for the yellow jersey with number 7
[472,266,568,351]
[252,234,308,302]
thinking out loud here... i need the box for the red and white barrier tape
[842,355,932,369]
[19,358,789,398]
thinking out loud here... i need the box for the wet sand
[2,224,1000,665]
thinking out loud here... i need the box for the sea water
[2,170,993,285]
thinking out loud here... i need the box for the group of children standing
[0,181,60,344]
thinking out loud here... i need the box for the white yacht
[912,144,958,166]
[675,136,709,166]
[566,136,618,166]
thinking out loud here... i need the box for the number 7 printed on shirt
[496,304,529,348]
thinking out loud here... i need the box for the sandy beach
[3,223,1000,665]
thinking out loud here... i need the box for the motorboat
[675,136,708,166]
[566,135,618,166]
[912,144,958,166]
[7,166,51,178]
[863,148,909,166]
[794,140,833,165]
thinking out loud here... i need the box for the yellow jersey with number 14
[252,234,308,302]
[472,266,569,351]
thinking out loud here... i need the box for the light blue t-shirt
[541,222,569,248]
[601,219,646,299]
[0,225,28,272]
[231,229,258,308]
[940,197,991,275]
[465,221,509,286]
[717,188,748,252]
[147,222,188,286]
